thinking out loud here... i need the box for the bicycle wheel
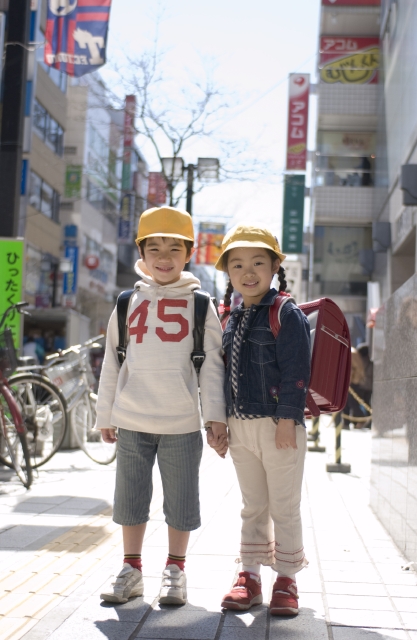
[0,394,33,489]
[9,374,68,468]
[71,391,116,465]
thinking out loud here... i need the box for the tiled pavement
[0,419,416,640]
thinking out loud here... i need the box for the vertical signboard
[122,95,136,192]
[196,223,226,265]
[286,74,310,171]
[44,0,112,77]
[65,165,82,198]
[62,225,78,308]
[320,37,379,84]
[0,238,24,349]
[282,175,305,254]
[118,193,135,244]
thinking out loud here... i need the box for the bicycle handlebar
[45,334,105,361]
[0,301,30,330]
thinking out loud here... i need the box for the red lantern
[85,254,99,270]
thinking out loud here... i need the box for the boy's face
[227,246,280,307]
[140,236,191,285]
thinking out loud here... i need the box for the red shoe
[270,577,299,616]
[221,571,263,611]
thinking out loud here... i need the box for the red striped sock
[124,554,142,571]
[166,554,185,571]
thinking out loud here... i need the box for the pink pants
[228,416,308,574]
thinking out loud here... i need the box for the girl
[207,224,311,616]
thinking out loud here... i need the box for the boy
[96,206,227,605]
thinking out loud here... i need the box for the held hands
[101,428,117,444]
[275,418,297,450]
[206,422,228,459]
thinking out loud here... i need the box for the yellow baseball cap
[136,206,194,244]
[215,224,286,271]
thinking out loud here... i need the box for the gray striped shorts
[113,428,203,531]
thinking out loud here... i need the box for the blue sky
[103,0,321,238]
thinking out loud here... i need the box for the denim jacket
[223,288,311,426]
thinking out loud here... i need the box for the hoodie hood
[134,260,201,294]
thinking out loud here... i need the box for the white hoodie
[95,265,226,434]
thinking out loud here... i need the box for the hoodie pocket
[116,370,195,417]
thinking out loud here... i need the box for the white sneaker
[100,563,144,603]
[159,564,187,605]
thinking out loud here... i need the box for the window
[86,180,117,216]
[33,99,64,156]
[29,171,60,223]
[314,226,372,297]
[39,60,67,93]
[315,132,375,187]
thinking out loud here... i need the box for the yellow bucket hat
[136,206,194,245]
[215,224,286,271]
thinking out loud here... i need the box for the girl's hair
[220,249,288,322]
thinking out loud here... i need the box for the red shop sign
[286,74,310,172]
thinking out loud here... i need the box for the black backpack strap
[191,290,211,375]
[116,289,135,366]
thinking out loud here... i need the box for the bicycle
[43,336,116,465]
[0,303,33,489]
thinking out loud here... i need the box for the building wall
[371,273,417,564]
[370,0,417,562]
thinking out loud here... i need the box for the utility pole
[0,0,31,237]
[185,163,194,215]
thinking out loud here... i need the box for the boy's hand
[275,419,297,450]
[206,422,228,458]
[101,428,117,444]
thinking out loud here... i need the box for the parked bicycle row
[0,302,116,490]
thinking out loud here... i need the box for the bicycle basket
[0,328,19,377]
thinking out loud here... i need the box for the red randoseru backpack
[222,293,351,418]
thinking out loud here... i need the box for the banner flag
[147,173,167,206]
[44,0,112,77]
[286,74,310,171]
[322,1,380,5]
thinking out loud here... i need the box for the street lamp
[161,157,220,214]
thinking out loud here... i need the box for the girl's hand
[206,422,228,458]
[275,419,297,450]
[101,428,117,444]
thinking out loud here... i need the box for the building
[310,0,381,345]
[0,0,149,350]
[370,0,417,566]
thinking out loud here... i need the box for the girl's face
[227,247,280,307]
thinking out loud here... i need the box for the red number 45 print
[129,299,189,344]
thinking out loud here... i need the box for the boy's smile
[227,247,280,307]
[140,236,192,285]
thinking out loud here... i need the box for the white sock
[242,564,261,580]
[277,571,296,581]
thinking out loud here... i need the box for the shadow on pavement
[12,495,110,514]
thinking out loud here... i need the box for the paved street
[0,420,416,640]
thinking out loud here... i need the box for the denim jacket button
[240,373,243,376]
[239,406,243,409]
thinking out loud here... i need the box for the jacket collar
[233,288,278,314]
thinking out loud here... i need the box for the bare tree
[107,39,269,208]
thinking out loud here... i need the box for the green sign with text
[0,238,24,349]
[282,175,305,254]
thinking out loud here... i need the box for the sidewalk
[0,421,416,640]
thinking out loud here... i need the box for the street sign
[282,175,305,254]
[0,238,24,349]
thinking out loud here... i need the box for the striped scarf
[231,308,262,420]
